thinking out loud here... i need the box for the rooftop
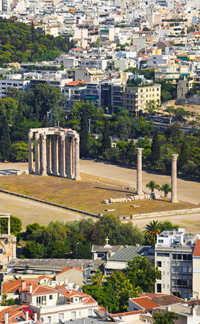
[109,246,154,262]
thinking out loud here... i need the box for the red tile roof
[56,267,83,276]
[193,239,200,256]
[56,286,97,304]
[38,275,52,280]
[66,80,86,86]
[111,310,144,317]
[131,297,159,310]
[2,279,38,294]
[139,293,184,306]
[28,285,58,296]
[0,305,33,324]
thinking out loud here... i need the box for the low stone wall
[0,189,99,218]
[119,208,200,221]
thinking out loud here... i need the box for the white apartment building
[0,79,30,97]
[155,229,200,299]
[21,284,99,324]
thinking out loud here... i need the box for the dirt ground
[80,160,200,205]
[0,160,200,231]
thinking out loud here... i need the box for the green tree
[146,181,160,193]
[145,100,159,115]
[9,141,28,162]
[151,133,161,165]
[145,220,161,246]
[0,215,22,236]
[153,311,178,324]
[159,221,178,232]
[160,184,171,198]
[178,142,190,171]
[104,270,140,313]
[101,119,111,154]
[80,113,89,157]
[0,114,11,161]
[24,241,46,258]
[126,255,161,292]
[1,294,15,306]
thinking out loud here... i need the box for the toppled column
[136,148,143,195]
[171,154,178,203]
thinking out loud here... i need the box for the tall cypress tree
[80,113,89,158]
[101,120,111,153]
[0,114,11,161]
[151,132,160,166]
[178,142,189,171]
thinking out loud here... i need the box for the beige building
[123,83,161,113]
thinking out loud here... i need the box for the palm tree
[91,270,105,287]
[160,184,171,198]
[145,220,161,246]
[146,181,160,193]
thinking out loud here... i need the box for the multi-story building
[155,228,200,299]
[123,83,161,113]
[111,83,124,112]
[63,80,87,112]
[0,79,30,97]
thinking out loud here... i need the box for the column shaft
[52,136,58,175]
[41,134,47,176]
[35,134,40,174]
[66,137,72,178]
[28,132,33,174]
[74,137,80,180]
[136,148,143,195]
[171,154,178,203]
[60,135,65,177]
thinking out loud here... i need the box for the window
[157,252,169,257]
[157,261,162,267]
[157,283,162,293]
[88,309,93,317]
[49,295,53,300]
[71,311,76,320]
[59,313,64,321]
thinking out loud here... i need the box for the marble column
[171,154,178,203]
[52,136,58,176]
[74,137,80,180]
[28,132,33,174]
[136,148,143,195]
[35,133,40,174]
[47,136,52,175]
[66,137,72,179]
[40,134,47,176]
[60,135,65,177]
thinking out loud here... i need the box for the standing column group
[28,128,80,180]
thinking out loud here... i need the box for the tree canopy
[0,18,72,65]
